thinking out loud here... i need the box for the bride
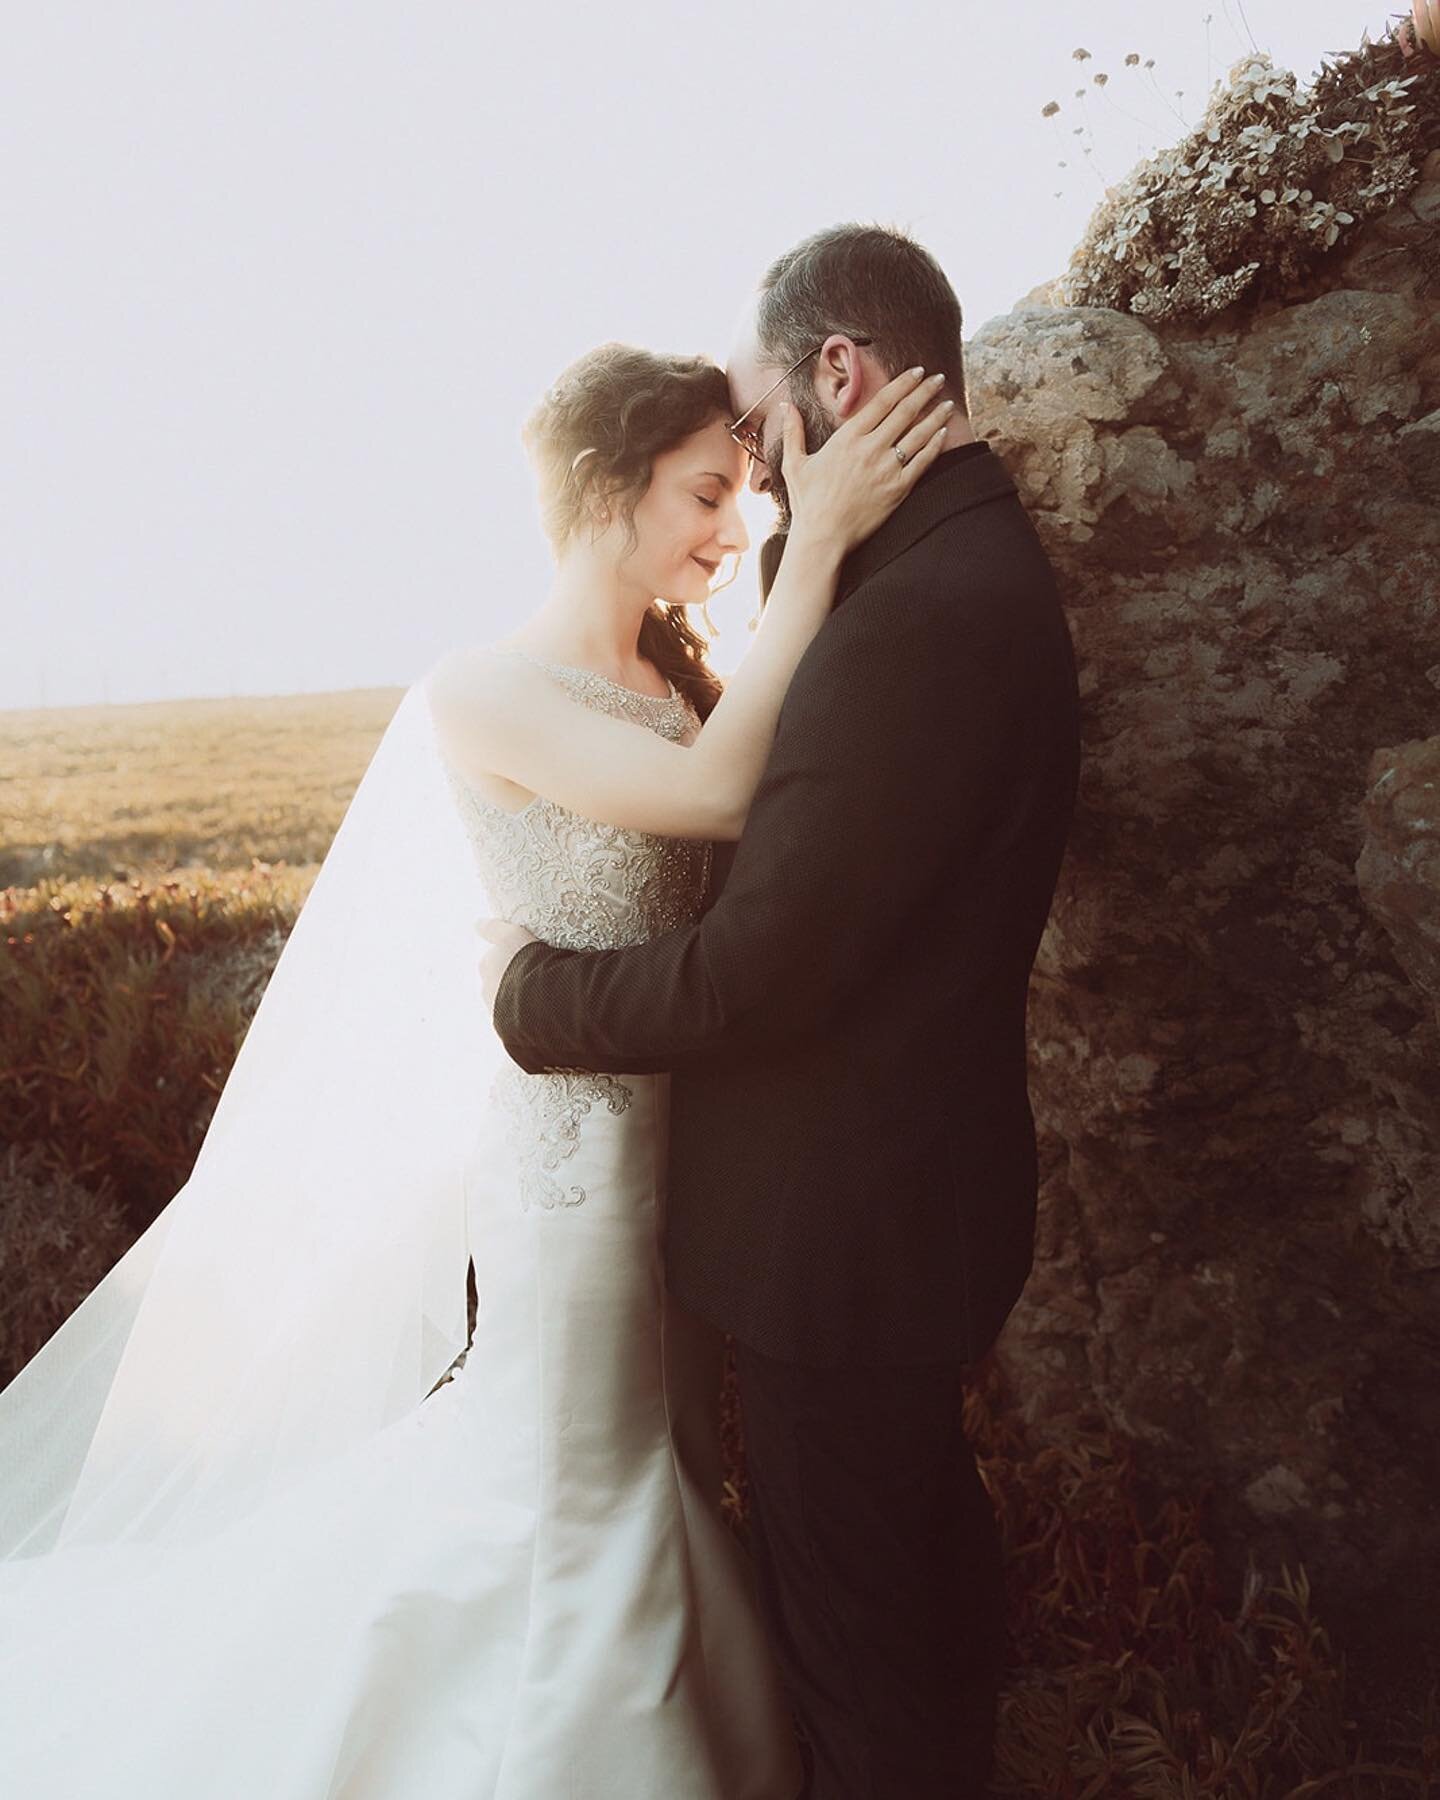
[0,343,949,1798]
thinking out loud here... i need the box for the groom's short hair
[755,224,968,412]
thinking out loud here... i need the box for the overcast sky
[2,0,1387,709]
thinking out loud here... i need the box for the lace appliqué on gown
[442,650,712,1212]
[490,1064,635,1211]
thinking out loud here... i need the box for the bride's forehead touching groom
[0,222,1077,1800]
[474,221,1082,1799]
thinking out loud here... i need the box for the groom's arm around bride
[492,435,1080,1373]
[490,221,1081,1800]
[490,428,1080,1800]
[493,214,1080,1800]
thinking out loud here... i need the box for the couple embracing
[0,222,1080,1800]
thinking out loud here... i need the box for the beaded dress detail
[442,650,713,1212]
[0,645,803,1800]
[442,652,712,954]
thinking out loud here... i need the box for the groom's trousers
[734,1343,1005,1800]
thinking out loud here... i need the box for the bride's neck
[524,548,658,674]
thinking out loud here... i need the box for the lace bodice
[441,649,713,949]
[440,648,714,1212]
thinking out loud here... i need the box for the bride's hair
[522,343,733,722]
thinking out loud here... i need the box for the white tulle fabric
[0,663,802,1799]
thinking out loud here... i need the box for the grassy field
[0,686,403,887]
[2,689,1436,1794]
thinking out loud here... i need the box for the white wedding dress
[0,651,803,1800]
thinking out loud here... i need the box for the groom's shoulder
[861,458,1043,593]
[783,582,984,736]
[786,530,1053,731]
[819,527,1024,666]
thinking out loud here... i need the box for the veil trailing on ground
[0,668,504,1561]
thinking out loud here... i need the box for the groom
[481,223,1081,1799]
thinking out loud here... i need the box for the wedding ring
[894,445,908,467]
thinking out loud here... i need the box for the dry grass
[1,865,312,1245]
[0,686,402,887]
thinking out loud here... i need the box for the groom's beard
[766,385,836,533]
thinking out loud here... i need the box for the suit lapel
[708,447,1017,909]
[759,443,1017,607]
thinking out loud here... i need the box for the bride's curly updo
[522,343,732,722]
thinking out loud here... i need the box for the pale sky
[2,0,1385,709]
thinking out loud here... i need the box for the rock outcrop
[1360,734,1440,1022]
[970,144,1440,1673]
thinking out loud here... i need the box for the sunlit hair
[522,343,739,721]
[756,222,968,413]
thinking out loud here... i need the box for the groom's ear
[813,334,869,422]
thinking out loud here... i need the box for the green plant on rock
[1057,28,1439,323]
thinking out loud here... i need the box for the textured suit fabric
[494,441,1082,1368]
[734,1343,1005,1799]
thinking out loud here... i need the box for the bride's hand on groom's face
[476,919,539,1010]
[781,366,954,559]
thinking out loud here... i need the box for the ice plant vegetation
[1046,23,1440,323]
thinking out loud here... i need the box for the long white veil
[0,668,504,1559]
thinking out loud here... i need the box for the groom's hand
[476,919,539,1011]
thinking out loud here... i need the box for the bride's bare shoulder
[423,645,559,807]
[424,643,551,716]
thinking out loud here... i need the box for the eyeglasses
[727,336,874,466]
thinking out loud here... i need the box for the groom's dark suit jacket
[494,442,1081,1367]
